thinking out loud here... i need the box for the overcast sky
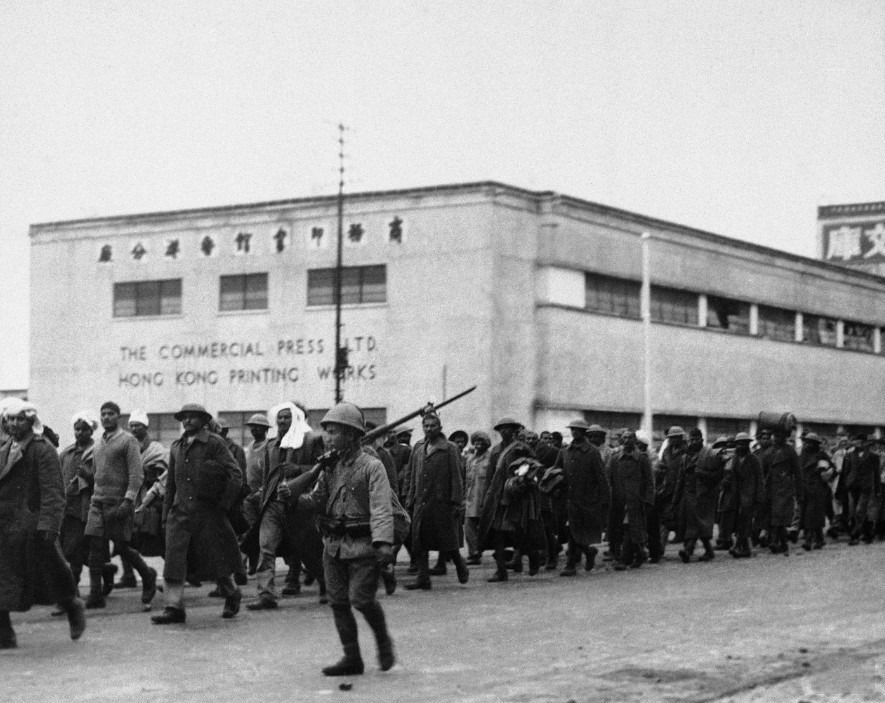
[1,1,883,389]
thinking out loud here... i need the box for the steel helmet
[321,402,367,436]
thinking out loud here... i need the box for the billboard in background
[823,219,885,263]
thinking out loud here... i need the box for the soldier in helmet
[727,432,764,558]
[284,402,396,676]
[798,433,832,551]
[655,426,686,559]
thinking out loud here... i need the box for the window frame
[113,279,182,318]
[219,272,269,312]
[307,265,387,307]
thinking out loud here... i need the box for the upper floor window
[803,314,838,346]
[585,273,640,318]
[706,296,750,334]
[650,286,698,326]
[843,320,875,352]
[220,273,268,312]
[307,265,387,306]
[757,305,795,342]
[113,279,182,317]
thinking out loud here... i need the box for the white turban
[128,409,149,427]
[71,410,99,431]
[1,398,44,435]
[268,402,311,450]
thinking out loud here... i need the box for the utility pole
[641,231,652,438]
[334,123,347,404]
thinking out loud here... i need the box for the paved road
[2,541,884,703]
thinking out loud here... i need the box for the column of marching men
[1,396,883,676]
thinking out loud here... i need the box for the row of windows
[112,266,387,317]
[584,273,880,353]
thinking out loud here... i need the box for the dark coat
[477,440,539,551]
[405,436,463,552]
[763,443,800,527]
[552,438,610,546]
[609,448,654,543]
[163,428,243,582]
[655,444,684,529]
[676,446,724,541]
[730,451,764,512]
[58,441,94,523]
[0,434,66,611]
[844,447,881,494]
[799,448,832,530]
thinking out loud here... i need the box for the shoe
[507,560,523,574]
[319,594,329,605]
[66,598,86,640]
[613,562,628,571]
[801,542,812,551]
[234,572,248,586]
[678,549,690,563]
[281,585,301,596]
[303,573,315,587]
[428,564,447,576]
[51,606,66,616]
[649,555,661,564]
[378,640,395,672]
[630,549,647,569]
[406,563,418,575]
[585,547,598,571]
[222,590,241,619]
[848,537,860,546]
[465,555,482,566]
[455,561,470,584]
[141,568,157,605]
[207,588,224,598]
[381,566,397,595]
[0,627,16,649]
[486,571,508,583]
[559,566,577,577]
[85,593,106,609]
[698,550,715,562]
[102,564,118,597]
[115,574,138,589]
[151,607,186,625]
[788,530,799,544]
[404,580,431,590]
[322,655,365,677]
[246,597,278,610]
[186,576,202,587]
[813,541,824,550]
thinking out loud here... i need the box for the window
[650,286,698,326]
[220,273,268,311]
[113,279,181,317]
[757,305,795,342]
[585,273,640,318]
[706,296,750,334]
[307,266,387,306]
[843,320,874,352]
[802,315,838,346]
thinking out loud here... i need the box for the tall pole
[334,123,346,403]
[641,231,652,437]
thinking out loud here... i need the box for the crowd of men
[1,395,883,676]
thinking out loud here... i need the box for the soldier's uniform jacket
[762,443,801,527]
[303,448,394,560]
[58,441,95,523]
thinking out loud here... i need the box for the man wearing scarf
[248,402,325,609]
[0,400,85,648]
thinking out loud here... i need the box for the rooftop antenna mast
[334,123,347,403]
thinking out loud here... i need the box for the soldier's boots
[0,612,16,649]
[324,606,365,676]
[358,602,395,672]
[64,597,86,641]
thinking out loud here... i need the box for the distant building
[28,182,885,446]
[818,200,885,278]
[0,389,27,400]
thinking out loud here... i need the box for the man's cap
[567,418,590,431]
[712,436,728,448]
[734,432,752,443]
[216,417,230,430]
[803,432,822,445]
[128,410,149,427]
[666,426,685,439]
[587,424,606,434]
[173,403,212,422]
[689,428,703,439]
[246,413,271,428]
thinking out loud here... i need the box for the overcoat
[730,451,764,512]
[0,434,66,611]
[163,428,243,582]
[552,438,610,546]
[405,436,463,552]
[655,444,684,530]
[609,448,654,543]
[799,447,831,530]
[763,444,801,527]
[477,440,539,550]
[58,441,94,523]
[675,446,724,541]
[464,449,491,519]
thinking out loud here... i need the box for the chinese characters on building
[825,220,885,261]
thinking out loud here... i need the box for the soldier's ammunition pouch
[317,516,346,537]
[343,519,372,538]
[316,516,372,538]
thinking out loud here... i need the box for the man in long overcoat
[727,432,764,558]
[463,431,492,565]
[551,419,610,577]
[57,412,97,589]
[478,418,537,582]
[843,432,882,545]
[0,400,85,648]
[762,429,801,555]
[152,404,244,624]
[798,433,832,550]
[676,429,724,563]
[609,430,654,569]
[654,426,686,557]
[404,412,468,590]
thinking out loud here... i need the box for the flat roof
[30,180,885,286]
[819,201,885,219]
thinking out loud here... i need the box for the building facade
[30,182,885,446]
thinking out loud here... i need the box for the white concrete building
[29,182,885,445]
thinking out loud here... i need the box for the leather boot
[323,606,364,676]
[357,602,395,671]
[452,552,469,584]
[0,611,16,649]
[698,539,715,562]
[62,597,86,640]
[527,551,540,576]
[85,568,106,609]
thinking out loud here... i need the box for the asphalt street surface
[2,540,884,703]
